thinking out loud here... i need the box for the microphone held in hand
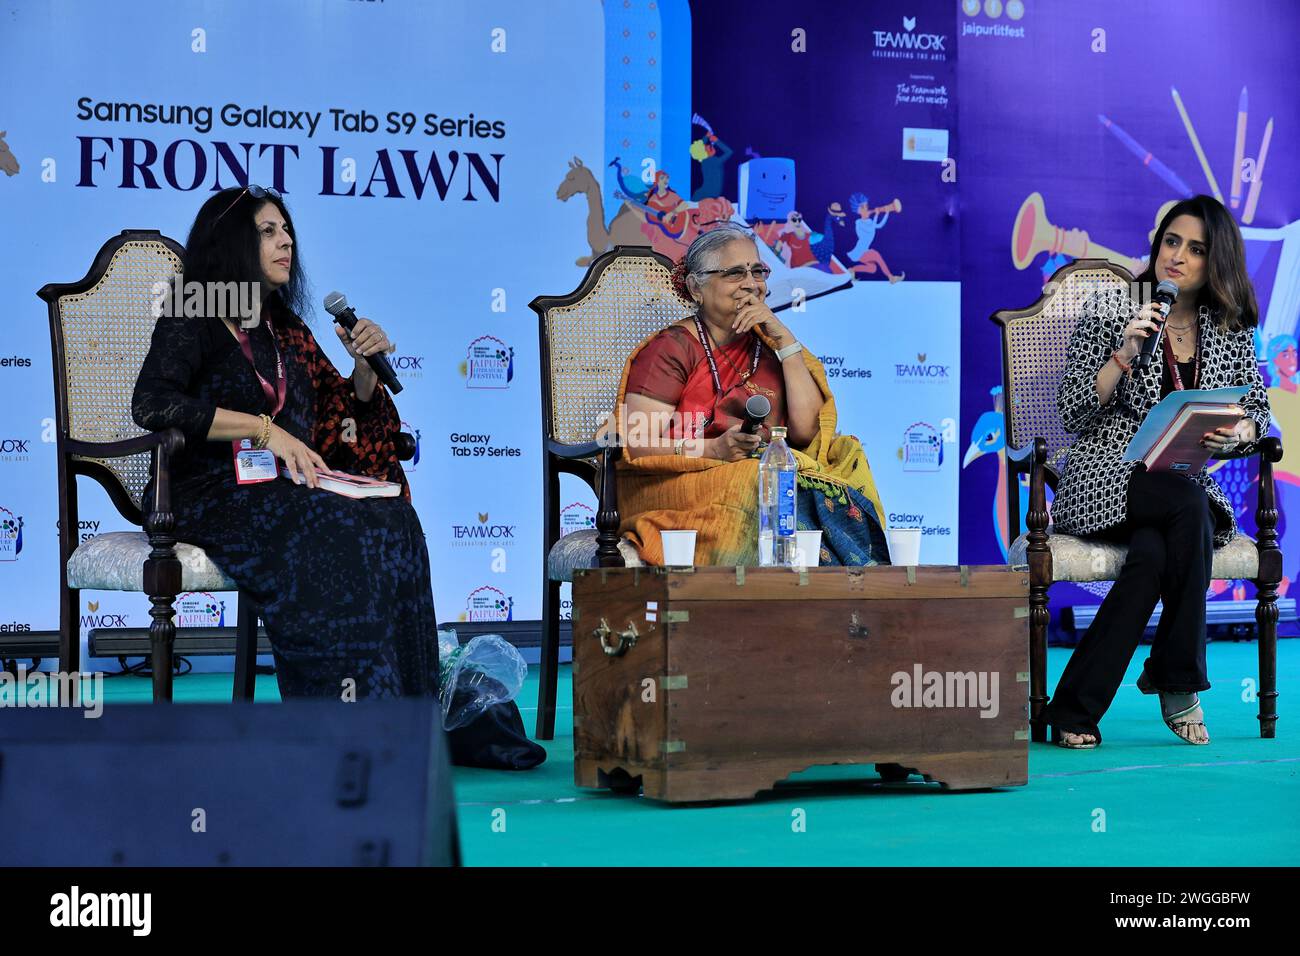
[1133,279,1181,370]
[323,291,404,395]
[741,393,772,434]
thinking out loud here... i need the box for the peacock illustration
[608,156,649,204]
[962,386,1030,561]
[812,202,847,265]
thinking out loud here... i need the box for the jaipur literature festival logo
[0,506,23,562]
[560,502,596,536]
[399,420,422,471]
[900,421,943,472]
[461,335,514,389]
[462,585,514,623]
[174,592,227,627]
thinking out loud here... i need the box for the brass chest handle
[594,618,639,657]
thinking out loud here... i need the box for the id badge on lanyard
[231,319,287,485]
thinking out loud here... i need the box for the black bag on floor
[445,693,546,770]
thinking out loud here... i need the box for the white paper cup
[660,530,698,567]
[887,527,922,566]
[795,530,823,568]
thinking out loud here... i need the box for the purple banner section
[957,0,1300,612]
[690,0,958,281]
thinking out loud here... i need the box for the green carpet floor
[83,641,1299,867]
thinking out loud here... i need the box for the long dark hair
[1135,194,1257,331]
[182,187,310,320]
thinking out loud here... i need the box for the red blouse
[625,324,788,439]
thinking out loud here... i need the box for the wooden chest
[571,565,1029,802]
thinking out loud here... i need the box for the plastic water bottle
[758,426,798,566]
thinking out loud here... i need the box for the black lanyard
[233,318,287,416]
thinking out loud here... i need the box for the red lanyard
[234,318,287,416]
[693,315,761,398]
[1160,322,1200,391]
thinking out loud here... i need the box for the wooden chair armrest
[594,446,624,567]
[547,438,606,460]
[66,428,185,461]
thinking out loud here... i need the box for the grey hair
[684,222,757,278]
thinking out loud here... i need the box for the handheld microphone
[323,291,403,395]
[1133,279,1181,370]
[741,393,771,434]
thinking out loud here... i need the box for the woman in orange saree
[615,224,890,566]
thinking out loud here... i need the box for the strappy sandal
[1053,728,1099,749]
[1137,670,1210,745]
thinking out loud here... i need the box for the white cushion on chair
[66,531,238,591]
[1008,531,1260,582]
[546,530,643,582]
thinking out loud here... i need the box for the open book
[1123,387,1249,474]
[280,466,402,498]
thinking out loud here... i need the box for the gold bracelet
[254,414,272,450]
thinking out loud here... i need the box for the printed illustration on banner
[0,131,19,177]
[901,421,943,471]
[560,502,596,536]
[174,592,227,628]
[0,506,23,561]
[463,335,514,389]
[463,585,514,622]
[400,419,421,470]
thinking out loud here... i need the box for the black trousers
[1041,468,1216,741]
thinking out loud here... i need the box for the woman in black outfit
[132,185,439,700]
[1043,195,1269,748]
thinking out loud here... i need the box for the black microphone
[741,393,771,434]
[1133,279,1181,370]
[323,291,403,395]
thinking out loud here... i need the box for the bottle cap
[771,426,787,439]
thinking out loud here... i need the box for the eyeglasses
[697,264,773,283]
[214,184,282,225]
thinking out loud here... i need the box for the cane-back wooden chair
[993,258,1281,741]
[38,230,265,703]
[529,246,694,739]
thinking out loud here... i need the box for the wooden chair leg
[535,577,561,740]
[59,585,80,681]
[1029,585,1050,742]
[1254,436,1282,738]
[233,592,258,702]
[1256,593,1278,738]
[143,445,182,704]
[1253,437,1282,737]
[1025,438,1052,743]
